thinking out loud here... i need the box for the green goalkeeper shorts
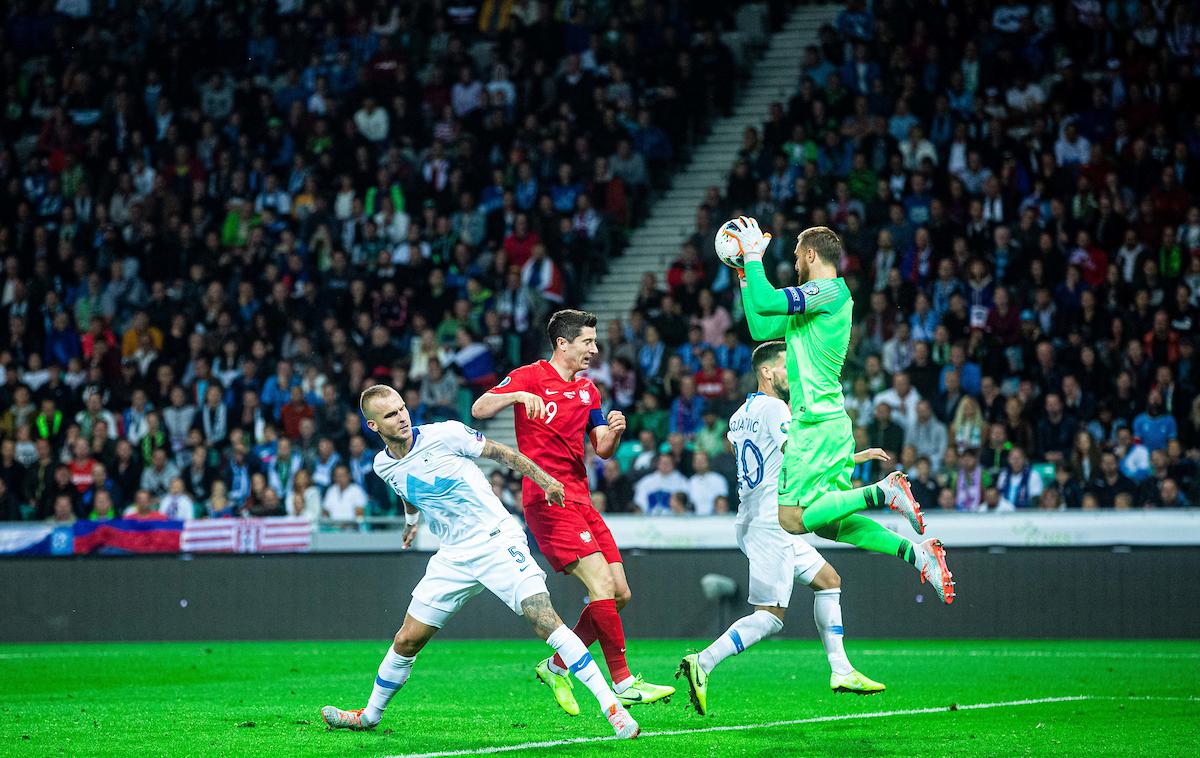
[778,414,856,510]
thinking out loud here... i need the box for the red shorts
[523,498,622,573]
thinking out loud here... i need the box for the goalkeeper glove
[726,216,773,263]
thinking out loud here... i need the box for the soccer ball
[715,218,745,268]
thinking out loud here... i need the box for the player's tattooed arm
[480,439,566,506]
[520,592,564,640]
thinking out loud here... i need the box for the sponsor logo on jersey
[579,530,592,544]
[579,389,591,404]
[544,389,558,395]
[497,376,512,388]
[563,391,576,398]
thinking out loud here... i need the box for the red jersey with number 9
[485,360,606,508]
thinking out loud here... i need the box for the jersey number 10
[737,439,764,490]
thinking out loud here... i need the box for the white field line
[851,649,1200,660]
[386,695,1198,758]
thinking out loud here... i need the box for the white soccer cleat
[605,703,639,739]
[879,472,926,534]
[321,705,378,731]
[913,538,956,604]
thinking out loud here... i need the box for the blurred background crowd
[0,0,1197,524]
[601,0,1200,516]
[0,0,765,524]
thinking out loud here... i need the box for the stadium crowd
[1,0,1198,526]
[587,0,1200,515]
[0,0,764,525]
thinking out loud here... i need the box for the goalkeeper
[725,218,955,604]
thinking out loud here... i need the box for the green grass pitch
[2,639,1197,756]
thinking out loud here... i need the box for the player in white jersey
[320,385,639,739]
[677,342,888,714]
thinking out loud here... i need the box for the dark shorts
[523,498,622,573]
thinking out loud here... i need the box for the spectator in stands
[952,448,988,512]
[1156,479,1191,509]
[633,454,689,516]
[323,464,367,523]
[866,402,905,456]
[1115,427,1152,483]
[687,451,729,516]
[995,447,1042,510]
[669,377,706,438]
[874,371,921,431]
[125,489,164,521]
[907,457,940,509]
[89,490,117,522]
[1132,390,1178,453]
[140,448,179,501]
[47,494,77,525]
[1035,394,1076,464]
[286,468,322,523]
[596,459,635,515]
[909,400,948,472]
[159,478,195,521]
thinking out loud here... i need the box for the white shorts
[736,522,827,608]
[407,525,548,628]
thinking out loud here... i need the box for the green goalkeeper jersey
[741,259,853,424]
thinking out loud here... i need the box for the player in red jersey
[472,309,675,714]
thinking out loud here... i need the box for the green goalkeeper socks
[798,486,885,533]
[816,514,914,563]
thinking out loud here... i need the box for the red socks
[587,599,632,683]
[550,599,631,683]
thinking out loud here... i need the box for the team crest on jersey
[579,389,591,404]
[579,530,592,544]
[497,376,512,388]
[802,283,820,296]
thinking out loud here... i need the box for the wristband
[405,510,420,526]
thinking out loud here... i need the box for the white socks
[364,647,416,724]
[698,610,784,674]
[546,624,619,712]
[814,589,854,675]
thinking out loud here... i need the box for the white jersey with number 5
[728,393,792,528]
[372,421,514,548]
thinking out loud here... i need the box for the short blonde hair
[797,225,843,265]
[358,384,395,419]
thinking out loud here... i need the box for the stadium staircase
[477,3,840,452]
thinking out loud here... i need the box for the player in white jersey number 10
[677,342,889,715]
[320,384,638,740]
